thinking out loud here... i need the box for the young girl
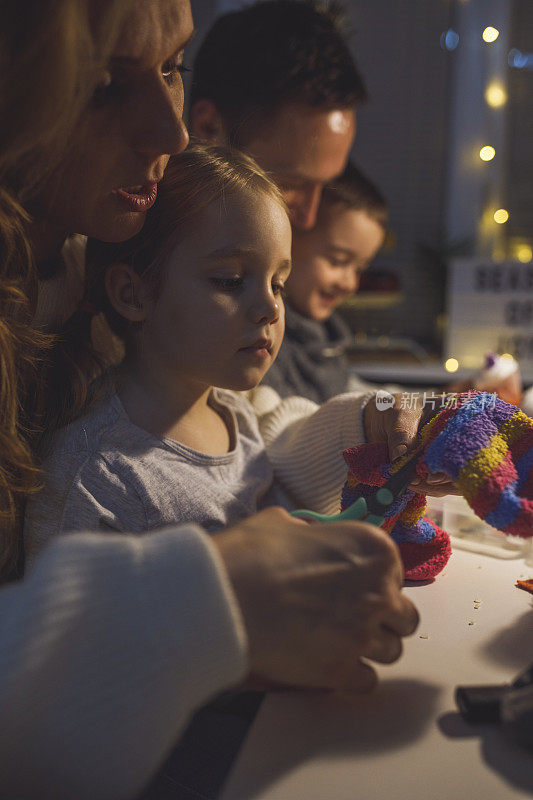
[24,145,377,560]
[262,161,388,403]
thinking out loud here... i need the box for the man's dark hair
[191,0,368,145]
[321,161,388,229]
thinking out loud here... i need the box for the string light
[493,209,509,224]
[440,29,460,52]
[445,358,459,373]
[517,245,533,263]
[482,27,500,43]
[479,145,496,161]
[508,48,533,69]
[485,82,507,107]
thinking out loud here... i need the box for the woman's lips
[113,182,158,212]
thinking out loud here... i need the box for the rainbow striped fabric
[342,444,433,542]
[341,391,533,580]
[342,442,451,580]
[418,391,533,537]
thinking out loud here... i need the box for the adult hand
[213,507,419,693]
[363,392,460,496]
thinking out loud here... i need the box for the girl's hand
[409,472,461,497]
[363,392,460,497]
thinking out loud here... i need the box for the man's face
[35,0,194,244]
[242,103,356,231]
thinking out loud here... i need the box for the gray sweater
[25,390,284,560]
[25,387,372,564]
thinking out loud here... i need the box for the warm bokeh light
[500,353,514,361]
[485,82,507,107]
[482,27,500,43]
[479,145,496,161]
[517,245,533,263]
[445,358,459,373]
[493,208,509,224]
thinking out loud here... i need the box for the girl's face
[287,202,385,322]
[34,0,193,244]
[138,190,292,392]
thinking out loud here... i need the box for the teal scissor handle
[291,451,421,530]
[291,496,385,528]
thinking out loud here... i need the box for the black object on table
[456,662,533,749]
[139,691,264,800]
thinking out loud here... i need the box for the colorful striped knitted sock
[418,391,533,537]
[342,442,451,581]
[341,391,533,580]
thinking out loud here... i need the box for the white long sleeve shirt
[0,525,247,800]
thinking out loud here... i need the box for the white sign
[446,258,533,379]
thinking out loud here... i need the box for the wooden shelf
[340,291,404,310]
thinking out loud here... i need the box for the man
[190,0,367,230]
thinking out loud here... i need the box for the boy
[263,161,387,402]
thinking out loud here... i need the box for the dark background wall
[339,0,454,348]
[507,0,533,245]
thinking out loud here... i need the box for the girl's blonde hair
[43,143,288,439]
[0,0,130,578]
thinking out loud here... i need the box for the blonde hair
[43,143,288,437]
[0,0,130,578]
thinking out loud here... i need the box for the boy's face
[140,190,292,391]
[287,202,385,322]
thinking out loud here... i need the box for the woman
[0,1,423,798]
[1,0,190,580]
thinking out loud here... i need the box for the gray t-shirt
[24,389,283,563]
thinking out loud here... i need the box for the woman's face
[35,0,194,244]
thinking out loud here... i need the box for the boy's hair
[190,0,368,147]
[321,161,388,229]
[41,144,288,444]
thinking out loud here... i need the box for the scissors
[291,450,421,528]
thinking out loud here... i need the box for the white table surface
[221,548,533,800]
